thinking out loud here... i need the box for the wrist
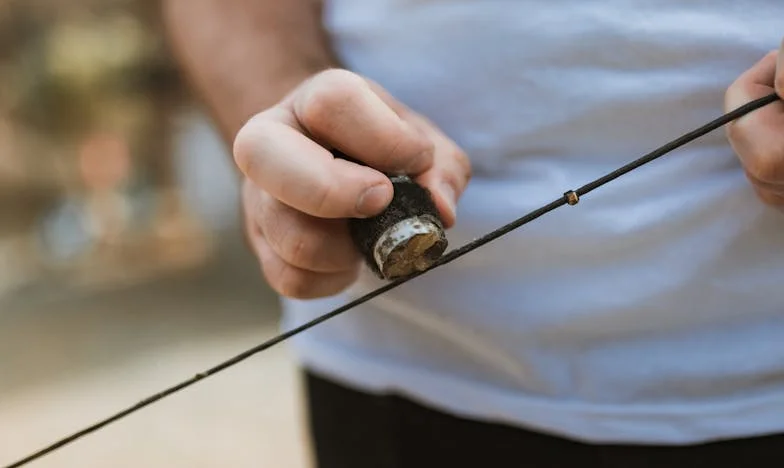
[161,0,340,144]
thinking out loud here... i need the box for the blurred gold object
[44,14,152,92]
[0,1,211,297]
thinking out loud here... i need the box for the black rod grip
[332,149,448,279]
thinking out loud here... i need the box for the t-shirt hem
[290,338,784,445]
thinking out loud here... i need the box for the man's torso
[281,0,784,444]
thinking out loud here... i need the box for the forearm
[161,0,340,144]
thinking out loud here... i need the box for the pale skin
[162,0,784,300]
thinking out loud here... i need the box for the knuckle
[725,120,743,143]
[775,73,784,97]
[380,137,406,166]
[287,236,310,267]
[232,115,271,177]
[240,178,256,211]
[242,184,267,235]
[262,201,336,269]
[241,210,262,252]
[258,255,306,299]
[377,126,435,173]
[253,228,317,299]
[383,136,431,173]
[401,121,437,168]
[411,134,437,165]
[232,131,254,176]
[435,147,472,195]
[723,84,740,113]
[299,69,365,130]
[310,177,338,215]
[454,148,473,183]
[252,191,274,230]
[313,68,366,95]
[243,200,262,237]
[745,145,784,184]
[276,268,313,299]
[776,39,784,94]
[281,229,320,268]
[258,200,287,242]
[755,48,782,95]
[754,187,784,207]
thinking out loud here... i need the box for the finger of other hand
[725,50,784,186]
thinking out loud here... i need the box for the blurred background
[0,1,312,466]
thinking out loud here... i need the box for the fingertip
[752,185,784,207]
[416,155,470,229]
[434,181,458,228]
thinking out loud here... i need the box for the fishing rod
[4,91,781,468]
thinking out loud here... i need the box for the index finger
[286,69,435,175]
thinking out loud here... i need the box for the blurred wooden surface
[0,0,206,298]
[0,234,314,468]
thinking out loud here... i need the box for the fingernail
[357,184,390,217]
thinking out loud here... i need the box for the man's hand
[234,69,472,299]
[161,1,471,299]
[725,39,784,207]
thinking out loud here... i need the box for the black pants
[304,370,784,468]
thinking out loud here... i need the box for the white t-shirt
[281,0,784,444]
